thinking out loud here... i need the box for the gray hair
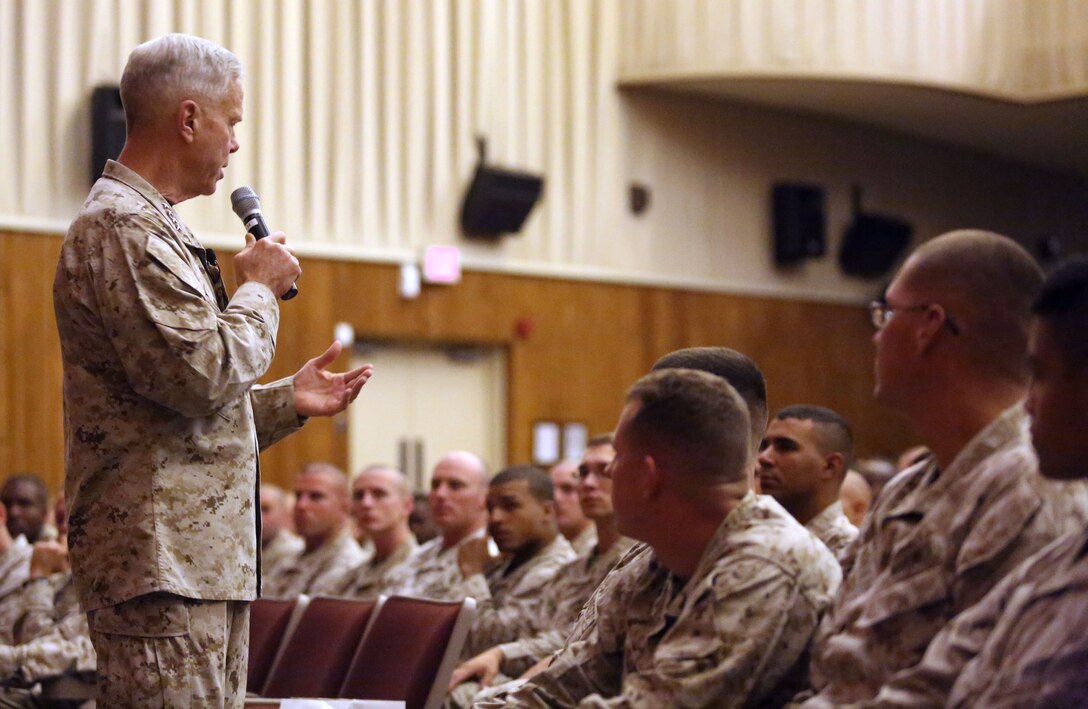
[120,33,243,128]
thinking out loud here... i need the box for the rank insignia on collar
[163,202,181,231]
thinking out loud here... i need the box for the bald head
[839,470,872,527]
[898,230,1043,383]
[429,451,490,544]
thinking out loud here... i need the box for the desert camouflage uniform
[90,592,248,706]
[496,536,637,674]
[54,160,304,706]
[805,500,858,559]
[0,573,96,701]
[261,528,368,598]
[455,535,639,707]
[383,527,486,600]
[261,529,304,578]
[0,537,31,601]
[802,405,1088,706]
[460,534,576,659]
[486,492,841,708]
[856,527,1088,708]
[337,536,419,600]
[569,525,597,557]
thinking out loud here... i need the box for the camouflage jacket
[496,535,637,673]
[461,534,576,658]
[493,492,841,708]
[863,527,1088,708]
[0,537,31,601]
[804,405,1088,706]
[569,526,598,557]
[261,528,368,598]
[0,572,95,685]
[337,535,419,600]
[261,529,305,578]
[805,501,858,560]
[383,527,486,600]
[54,161,303,611]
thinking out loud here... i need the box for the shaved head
[899,230,1043,383]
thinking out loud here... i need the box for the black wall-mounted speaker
[91,85,126,185]
[460,165,544,238]
[839,214,913,278]
[772,183,826,266]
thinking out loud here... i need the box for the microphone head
[230,186,261,218]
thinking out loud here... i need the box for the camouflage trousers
[87,592,249,708]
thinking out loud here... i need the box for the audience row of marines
[3,230,1088,706]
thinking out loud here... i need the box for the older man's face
[187,79,242,197]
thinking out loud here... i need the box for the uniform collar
[101,160,202,250]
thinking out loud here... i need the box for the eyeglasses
[869,299,960,335]
[574,463,612,481]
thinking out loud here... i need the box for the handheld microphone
[230,186,299,300]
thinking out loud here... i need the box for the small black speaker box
[460,166,544,238]
[839,214,913,278]
[772,183,826,266]
[91,85,126,185]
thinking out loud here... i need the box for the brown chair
[260,596,381,699]
[338,595,476,709]
[247,595,309,695]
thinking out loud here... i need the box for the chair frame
[249,594,311,697]
[339,594,476,709]
[260,594,384,700]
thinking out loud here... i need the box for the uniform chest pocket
[145,234,212,301]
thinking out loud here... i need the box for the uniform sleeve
[464,555,573,658]
[494,565,633,708]
[89,211,280,418]
[0,612,95,682]
[498,628,568,667]
[12,577,61,644]
[251,377,304,451]
[460,572,492,604]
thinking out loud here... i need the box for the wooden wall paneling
[1,231,917,497]
[0,233,65,494]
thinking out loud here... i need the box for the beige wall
[2,0,1084,307]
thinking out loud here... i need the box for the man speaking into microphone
[53,33,372,706]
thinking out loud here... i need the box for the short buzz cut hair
[773,405,856,470]
[626,369,751,487]
[586,433,614,448]
[903,230,1044,383]
[490,465,554,503]
[120,33,243,129]
[356,464,412,498]
[652,347,768,456]
[1032,255,1088,366]
[299,461,349,498]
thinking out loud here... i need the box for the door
[347,341,507,491]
